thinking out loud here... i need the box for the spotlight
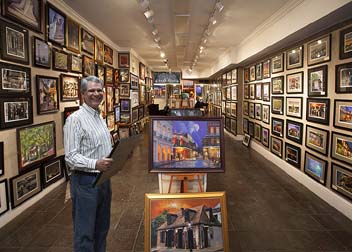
[152,28,158,36]
[144,9,154,19]
[216,1,224,12]
[154,36,160,43]
[209,16,216,25]
[160,51,165,58]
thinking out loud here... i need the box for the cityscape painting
[149,117,224,173]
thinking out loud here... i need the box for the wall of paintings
[0,0,151,226]
[242,22,352,212]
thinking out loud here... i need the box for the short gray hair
[81,76,103,93]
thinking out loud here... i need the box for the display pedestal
[158,173,207,193]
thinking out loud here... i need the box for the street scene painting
[149,117,224,173]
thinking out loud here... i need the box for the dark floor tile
[238,230,291,251]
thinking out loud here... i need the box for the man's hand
[96,158,113,172]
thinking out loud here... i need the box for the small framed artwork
[130,73,139,89]
[249,65,256,82]
[272,117,284,137]
[271,136,283,158]
[41,156,64,188]
[120,83,130,97]
[95,37,104,64]
[262,127,269,147]
[66,18,80,53]
[254,123,261,141]
[138,105,144,120]
[139,84,146,104]
[231,85,237,101]
[308,65,327,97]
[114,105,120,123]
[255,103,262,120]
[244,68,250,83]
[263,59,271,79]
[0,179,9,216]
[131,107,138,123]
[118,52,130,68]
[331,131,352,166]
[334,100,352,131]
[226,87,231,101]
[248,121,254,137]
[262,82,270,101]
[81,28,94,55]
[225,102,231,116]
[271,76,284,94]
[52,49,68,72]
[131,90,139,108]
[339,26,352,59]
[244,84,249,99]
[139,62,146,80]
[9,167,42,208]
[96,64,105,83]
[0,20,29,64]
[105,65,114,84]
[230,118,237,135]
[307,34,331,66]
[249,84,255,100]
[271,96,284,115]
[82,55,95,76]
[70,54,82,73]
[106,86,114,113]
[60,74,79,101]
[104,44,113,65]
[243,118,248,133]
[119,68,130,83]
[113,68,119,86]
[33,37,51,68]
[285,143,301,168]
[304,151,327,185]
[331,163,352,201]
[256,63,262,80]
[0,62,31,96]
[0,97,33,130]
[106,112,115,132]
[36,75,59,114]
[243,133,251,146]
[47,3,66,46]
[120,99,131,112]
[243,101,249,116]
[306,98,330,125]
[63,106,79,124]
[144,192,229,251]
[255,83,262,100]
[0,142,3,175]
[120,112,130,124]
[249,102,255,119]
[286,71,303,94]
[286,97,302,118]
[286,45,303,70]
[286,120,303,144]
[226,72,232,85]
[114,86,120,104]
[222,73,227,85]
[305,125,329,155]
[17,121,56,172]
[335,62,352,93]
[271,53,284,73]
[262,104,270,124]
[231,69,237,83]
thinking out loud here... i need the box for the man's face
[83,81,104,109]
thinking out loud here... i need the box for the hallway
[0,132,352,252]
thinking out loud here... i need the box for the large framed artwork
[308,65,327,97]
[331,163,352,201]
[0,62,31,96]
[285,142,301,168]
[47,3,66,47]
[307,34,331,66]
[286,97,302,118]
[286,71,303,94]
[9,167,42,208]
[262,59,271,79]
[95,37,104,64]
[271,76,284,94]
[271,53,284,73]
[0,179,9,216]
[149,117,225,173]
[271,96,284,115]
[70,54,82,73]
[334,99,352,131]
[33,36,51,68]
[271,136,283,158]
[0,20,29,65]
[0,96,33,130]
[304,151,327,185]
[286,120,303,144]
[60,74,79,101]
[331,131,352,166]
[81,28,94,55]
[41,156,64,188]
[17,121,56,172]
[66,18,80,53]
[339,26,352,59]
[335,62,352,93]
[305,125,329,156]
[306,98,330,125]
[106,112,115,132]
[113,68,119,86]
[286,45,303,70]
[52,49,68,72]
[0,142,3,176]
[104,44,113,65]
[36,75,59,114]
[118,52,130,68]
[144,191,229,252]
[82,55,95,76]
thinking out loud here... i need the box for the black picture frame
[46,3,66,47]
[255,83,262,100]
[70,54,82,73]
[254,123,261,141]
[255,103,262,120]
[308,65,328,97]
[60,74,80,101]
[0,96,33,130]
[131,73,139,89]
[0,142,4,176]
[248,120,254,137]
[262,59,271,79]
[249,65,255,82]
[132,107,138,123]
[105,65,114,85]
[104,44,113,65]
[306,98,330,125]
[0,62,31,96]
[118,52,130,68]
[339,26,352,59]
[256,63,262,80]
[335,62,352,94]
[334,99,352,131]
[271,136,283,158]
[307,34,331,66]
[0,179,9,216]
[271,96,284,115]
[244,68,250,83]
[262,82,270,101]
[52,49,68,72]
[66,18,80,54]
[305,124,329,156]
[82,55,95,76]
[41,155,64,188]
[36,75,59,115]
[285,142,301,168]
[271,53,284,73]
[261,127,269,148]
[33,36,51,69]
[286,97,302,119]
[81,28,94,55]
[119,68,130,83]
[243,118,248,134]
[95,37,104,64]
[331,162,352,201]
[286,119,303,144]
[304,151,327,185]
[96,64,105,83]
[286,71,303,94]
[262,104,270,124]
[271,76,284,94]
[271,117,284,138]
[286,45,303,70]
[331,131,352,166]
[119,83,130,97]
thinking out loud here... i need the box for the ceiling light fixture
[215,0,224,12]
[144,9,154,19]
[160,51,165,58]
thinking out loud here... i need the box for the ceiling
[62,0,292,75]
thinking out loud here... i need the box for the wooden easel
[167,173,205,193]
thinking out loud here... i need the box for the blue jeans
[70,174,112,252]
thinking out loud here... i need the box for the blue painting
[307,157,323,178]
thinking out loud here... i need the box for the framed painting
[244,68,250,83]
[47,3,66,47]
[0,96,33,130]
[149,117,225,173]
[271,53,284,73]
[106,112,115,132]
[70,54,82,73]
[271,76,284,94]
[249,65,255,82]
[285,142,301,168]
[131,90,139,108]
[33,36,51,68]
[335,62,352,93]
[226,87,231,101]
[0,20,29,64]
[0,142,3,176]
[36,75,59,114]
[114,105,120,123]
[17,121,56,172]
[243,84,249,99]
[304,151,327,185]
[243,118,248,134]
[230,102,237,118]
[287,71,303,94]
[118,52,130,68]
[120,99,130,112]
[81,28,94,55]
[339,26,352,59]
[271,96,284,115]
[306,98,330,125]
[139,62,146,80]
[114,87,120,105]
[41,156,64,188]
[106,86,114,113]
[144,192,229,252]
[254,123,261,141]
[307,34,331,66]
[131,73,139,89]
[104,44,113,65]
[286,120,303,144]
[256,63,262,80]
[262,127,269,148]
[331,131,352,166]
[131,107,138,123]
[308,65,327,97]
[139,84,146,104]
[334,99,352,131]
[249,121,254,138]
[262,104,270,124]
[243,133,251,146]
[119,68,130,83]
[96,64,105,83]
[138,105,144,120]
[262,82,270,101]
[120,83,130,97]
[230,118,237,135]
[255,103,261,120]
[331,163,352,201]
[226,72,231,85]
[271,117,284,138]
[262,59,271,79]
[105,65,114,84]
[120,112,130,124]
[286,97,302,118]
[271,136,283,158]
[0,62,31,96]
[63,106,79,125]
[231,69,237,84]
[94,37,104,64]
[249,84,255,99]
[52,49,68,72]
[286,45,303,70]
[0,179,9,216]
[255,83,262,100]
[60,74,79,101]
[66,18,80,53]
[9,167,42,208]
[113,68,119,86]
[230,85,237,101]
[243,101,249,116]
[249,102,255,118]
[82,55,95,76]
[305,125,329,156]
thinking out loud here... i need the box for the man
[194,96,208,109]
[64,76,113,252]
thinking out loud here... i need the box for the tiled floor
[1,132,352,252]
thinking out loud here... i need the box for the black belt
[72,170,99,176]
